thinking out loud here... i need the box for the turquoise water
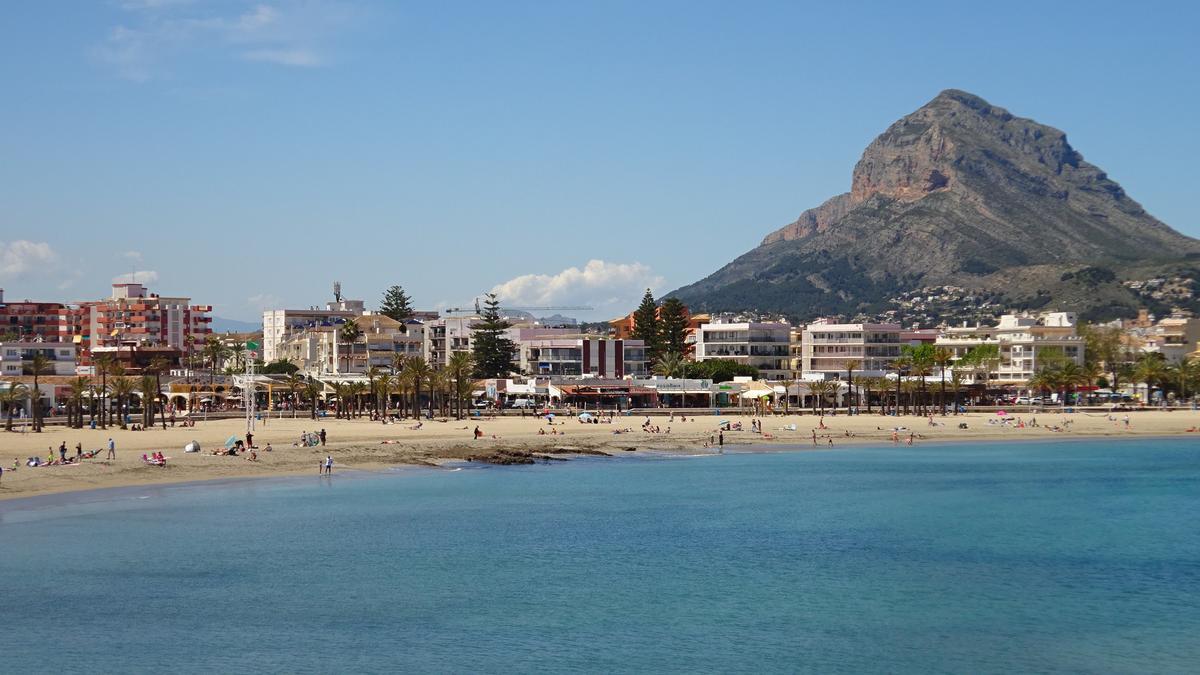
[3,439,1199,673]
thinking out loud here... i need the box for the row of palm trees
[269,352,478,421]
[0,352,176,432]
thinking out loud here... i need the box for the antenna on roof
[333,281,343,303]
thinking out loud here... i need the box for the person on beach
[246,431,254,448]
[718,430,724,448]
[59,442,67,462]
[474,426,483,439]
[106,438,116,460]
[324,455,333,475]
[75,443,82,461]
[812,429,818,446]
[319,429,327,446]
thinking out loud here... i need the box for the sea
[2,439,1198,674]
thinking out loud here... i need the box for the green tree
[933,347,953,414]
[471,294,516,378]
[1,383,30,431]
[631,289,663,364]
[28,352,51,432]
[339,319,362,374]
[110,375,135,429]
[657,297,690,357]
[94,354,115,429]
[263,359,299,375]
[379,285,415,322]
[653,352,688,378]
[843,358,860,411]
[303,377,323,420]
[402,356,432,419]
[446,352,475,420]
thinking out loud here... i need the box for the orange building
[609,306,708,353]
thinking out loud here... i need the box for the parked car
[507,398,537,409]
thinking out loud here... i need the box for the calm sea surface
[2,439,1199,673]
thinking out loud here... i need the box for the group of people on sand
[295,429,326,447]
[141,451,167,467]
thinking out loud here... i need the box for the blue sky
[1,1,1197,321]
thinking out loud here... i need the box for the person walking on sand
[907,433,915,446]
[473,426,483,439]
[106,438,116,460]
[59,442,67,462]
[812,429,818,446]
[319,429,327,446]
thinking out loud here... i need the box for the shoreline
[2,409,1197,506]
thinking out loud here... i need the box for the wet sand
[1,409,1195,501]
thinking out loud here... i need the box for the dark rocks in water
[467,450,537,465]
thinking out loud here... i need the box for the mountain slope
[671,90,1200,322]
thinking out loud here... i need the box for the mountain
[670,90,1200,323]
[210,316,262,333]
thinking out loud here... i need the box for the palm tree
[447,352,475,420]
[891,355,912,415]
[375,372,394,417]
[402,357,432,420]
[901,379,921,414]
[203,336,227,394]
[366,366,385,414]
[28,352,51,432]
[110,376,135,429]
[94,354,115,428]
[843,358,860,412]
[933,347,953,414]
[228,343,247,372]
[66,376,92,429]
[653,352,688,378]
[304,377,323,420]
[949,370,967,414]
[808,379,835,416]
[1,383,30,431]
[149,356,170,429]
[285,372,306,417]
[1134,354,1167,405]
[139,375,158,427]
[858,376,875,413]
[339,319,362,374]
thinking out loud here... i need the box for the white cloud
[123,250,143,261]
[246,293,282,310]
[95,2,349,79]
[0,241,58,280]
[112,270,159,284]
[242,48,321,66]
[489,260,664,316]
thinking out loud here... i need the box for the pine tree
[658,297,690,357]
[379,285,415,322]
[472,294,516,378]
[631,289,663,364]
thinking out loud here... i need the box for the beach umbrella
[578,412,594,421]
[184,440,201,453]
[224,435,239,449]
[996,410,1007,416]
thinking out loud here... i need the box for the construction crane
[442,299,592,315]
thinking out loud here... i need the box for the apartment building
[72,283,212,369]
[276,314,426,375]
[516,330,648,378]
[426,316,480,368]
[0,290,71,341]
[694,321,791,380]
[801,322,902,379]
[0,340,77,376]
[262,298,365,363]
[936,312,1085,385]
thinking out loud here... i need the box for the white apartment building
[936,312,1085,385]
[426,316,479,368]
[800,322,903,379]
[695,321,791,380]
[262,299,365,363]
[276,314,425,375]
[0,340,77,376]
[515,330,648,378]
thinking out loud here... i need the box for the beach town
[3,280,1199,501]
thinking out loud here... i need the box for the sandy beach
[1,409,1197,502]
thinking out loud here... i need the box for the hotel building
[800,322,903,379]
[694,321,791,380]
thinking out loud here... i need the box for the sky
[1,1,1197,322]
